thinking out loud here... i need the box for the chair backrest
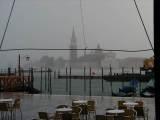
[54,112,63,120]
[87,100,95,111]
[56,104,68,108]
[0,102,9,111]
[72,100,79,107]
[118,100,125,106]
[124,109,136,120]
[134,106,144,117]
[13,98,21,109]
[72,106,82,114]
[38,112,49,120]
[134,100,144,117]
[135,100,144,107]
[118,100,127,109]
[78,104,88,115]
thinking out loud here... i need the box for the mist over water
[0,0,153,68]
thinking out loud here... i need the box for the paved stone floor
[0,92,155,120]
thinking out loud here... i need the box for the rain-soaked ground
[0,92,155,120]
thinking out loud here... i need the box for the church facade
[66,28,119,69]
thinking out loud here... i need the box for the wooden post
[14,68,16,75]
[89,67,92,96]
[109,65,113,96]
[50,69,52,94]
[132,67,134,73]
[69,67,72,95]
[22,69,24,91]
[84,66,86,96]
[31,68,34,91]
[122,67,124,73]
[45,67,47,92]
[18,54,21,76]
[40,67,42,93]
[66,67,68,93]
[53,71,56,94]
[48,68,50,93]
[109,64,112,75]
[101,67,104,94]
[122,67,124,88]
[8,67,11,76]
[139,68,142,96]
[110,78,113,96]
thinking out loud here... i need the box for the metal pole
[155,1,160,117]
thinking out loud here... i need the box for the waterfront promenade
[0,92,155,120]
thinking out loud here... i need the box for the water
[33,68,149,96]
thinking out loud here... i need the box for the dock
[58,73,153,82]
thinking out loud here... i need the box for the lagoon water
[33,68,148,96]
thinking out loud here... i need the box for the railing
[0,67,154,97]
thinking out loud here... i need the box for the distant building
[119,57,145,68]
[70,28,78,62]
[101,52,119,68]
[67,28,118,68]
[32,28,146,69]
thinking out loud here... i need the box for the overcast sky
[0,0,153,67]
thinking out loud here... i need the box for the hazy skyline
[0,0,153,67]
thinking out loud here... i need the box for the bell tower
[70,27,77,61]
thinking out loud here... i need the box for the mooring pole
[89,67,92,96]
[18,54,21,76]
[84,66,86,96]
[101,67,104,95]
[40,67,43,93]
[69,67,72,95]
[66,67,68,94]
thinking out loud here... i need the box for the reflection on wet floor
[0,92,155,120]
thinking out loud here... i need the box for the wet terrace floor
[0,92,155,120]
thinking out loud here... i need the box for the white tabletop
[0,98,14,103]
[73,100,88,104]
[106,109,125,114]
[123,102,138,106]
[56,108,72,112]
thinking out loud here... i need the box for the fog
[0,0,153,67]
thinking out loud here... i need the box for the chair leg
[20,108,23,120]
